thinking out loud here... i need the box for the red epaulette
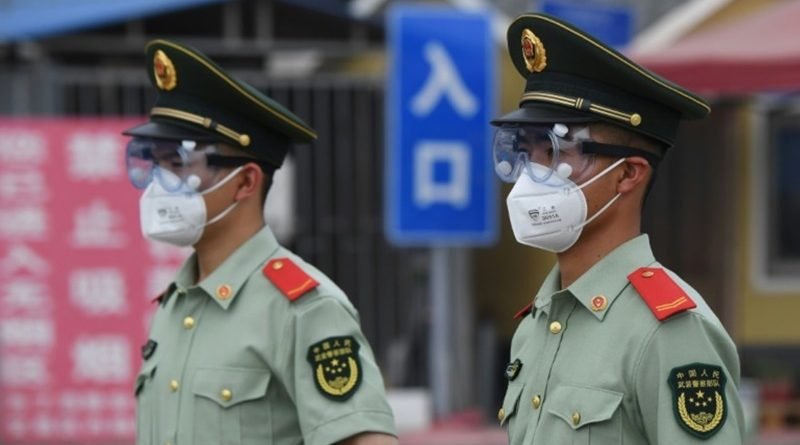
[263,257,320,301]
[628,267,696,321]
[513,302,534,320]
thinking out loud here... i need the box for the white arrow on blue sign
[385,6,497,246]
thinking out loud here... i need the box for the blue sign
[542,0,634,48]
[385,6,496,246]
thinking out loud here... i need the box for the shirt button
[183,316,195,329]
[497,408,505,422]
[220,388,233,402]
[169,380,179,392]
[531,395,542,409]
[549,321,562,334]
[572,411,581,426]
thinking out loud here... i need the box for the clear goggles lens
[126,138,241,192]
[492,124,596,184]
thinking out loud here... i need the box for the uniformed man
[492,14,745,444]
[124,39,397,445]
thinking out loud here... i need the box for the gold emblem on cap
[216,284,233,300]
[521,28,547,73]
[153,50,177,91]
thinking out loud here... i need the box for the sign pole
[429,246,452,417]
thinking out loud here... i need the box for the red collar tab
[513,302,534,320]
[628,267,696,321]
[263,258,320,301]
[151,283,176,305]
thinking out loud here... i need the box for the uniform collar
[534,235,657,320]
[173,225,281,310]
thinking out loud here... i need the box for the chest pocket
[135,360,158,444]
[500,383,524,427]
[544,385,623,445]
[500,382,528,445]
[192,367,272,445]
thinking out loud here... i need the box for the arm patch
[307,336,362,401]
[628,267,696,321]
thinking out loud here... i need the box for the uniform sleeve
[285,297,396,445]
[634,312,745,444]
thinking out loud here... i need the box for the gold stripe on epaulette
[150,107,251,147]
[521,91,642,127]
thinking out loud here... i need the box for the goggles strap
[581,142,661,168]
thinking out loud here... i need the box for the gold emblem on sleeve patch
[307,336,361,401]
[668,363,727,439]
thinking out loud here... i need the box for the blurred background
[1,0,800,444]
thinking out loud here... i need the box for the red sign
[0,119,188,443]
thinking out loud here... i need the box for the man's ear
[234,163,264,201]
[617,157,651,194]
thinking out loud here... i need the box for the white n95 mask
[139,167,243,247]
[506,159,625,253]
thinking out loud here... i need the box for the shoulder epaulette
[263,257,319,301]
[513,302,534,320]
[628,267,696,321]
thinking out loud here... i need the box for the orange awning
[630,0,800,94]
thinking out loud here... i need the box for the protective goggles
[126,138,259,192]
[492,123,660,184]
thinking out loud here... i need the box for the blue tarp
[0,0,227,42]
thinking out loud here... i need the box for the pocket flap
[134,360,157,396]
[546,385,623,430]
[192,368,271,408]
[500,383,525,427]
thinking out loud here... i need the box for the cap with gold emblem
[124,39,317,168]
[492,13,710,148]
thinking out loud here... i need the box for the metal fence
[1,51,431,390]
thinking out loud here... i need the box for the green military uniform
[136,226,396,445]
[125,39,396,444]
[492,13,745,444]
[500,236,744,444]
